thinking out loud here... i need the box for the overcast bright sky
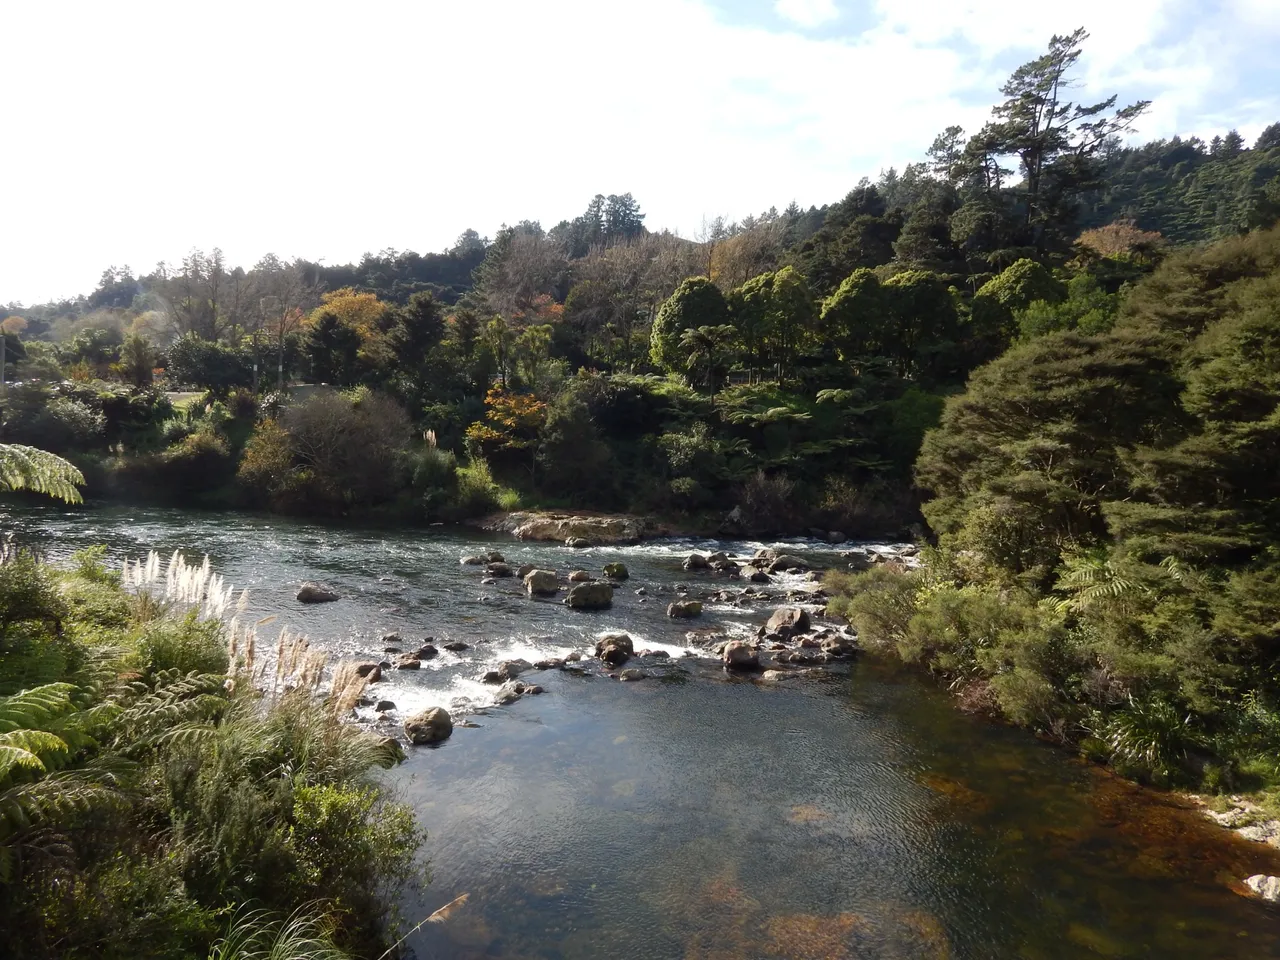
[3,0,1278,306]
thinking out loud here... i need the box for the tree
[820,269,892,364]
[650,277,730,373]
[305,311,363,386]
[1255,123,1280,152]
[117,333,156,388]
[465,386,547,484]
[975,29,1150,250]
[679,325,738,395]
[0,444,85,502]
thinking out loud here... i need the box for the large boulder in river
[766,606,811,639]
[603,562,629,580]
[595,632,634,666]
[683,553,710,571]
[510,513,647,544]
[566,582,613,610]
[722,641,760,671]
[353,662,382,682]
[297,582,339,604]
[667,600,703,619]
[769,555,810,574]
[524,569,560,596]
[487,562,514,578]
[404,706,452,744]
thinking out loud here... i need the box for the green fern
[0,444,85,503]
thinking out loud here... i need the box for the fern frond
[0,684,78,733]
[0,444,85,503]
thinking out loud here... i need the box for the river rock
[353,662,382,682]
[827,531,846,544]
[595,632,634,666]
[565,537,593,548]
[497,659,532,680]
[404,706,452,744]
[507,513,647,544]
[487,562,513,578]
[524,569,560,596]
[485,551,505,563]
[683,553,710,571]
[516,563,536,578]
[722,641,760,671]
[461,555,485,565]
[297,582,340,603]
[707,552,729,563]
[534,658,566,670]
[442,641,469,652]
[413,643,438,660]
[1245,875,1280,901]
[375,699,397,712]
[494,681,526,705]
[565,651,583,662]
[394,656,421,670]
[481,577,496,585]
[667,600,703,619]
[635,587,648,596]
[766,606,811,639]
[760,669,792,682]
[748,570,771,584]
[821,637,857,658]
[711,560,741,575]
[603,562,629,580]
[619,668,646,681]
[525,684,544,695]
[768,555,809,573]
[568,569,593,582]
[566,582,613,610]
[754,548,777,561]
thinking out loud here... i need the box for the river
[8,504,1280,959]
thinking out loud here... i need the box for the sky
[3,0,1278,306]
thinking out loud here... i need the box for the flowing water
[8,504,1280,959]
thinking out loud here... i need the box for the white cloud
[774,0,840,28]
[0,0,1276,305]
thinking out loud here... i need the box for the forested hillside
[2,29,1278,540]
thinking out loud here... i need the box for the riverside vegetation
[5,27,1280,953]
[0,544,425,959]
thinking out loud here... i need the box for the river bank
[8,503,1280,958]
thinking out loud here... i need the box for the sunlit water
[8,504,1280,959]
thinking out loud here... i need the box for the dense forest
[5,26,1280,958]
[3,28,1277,539]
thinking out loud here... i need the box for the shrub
[134,612,229,676]
[158,429,236,495]
[454,459,500,517]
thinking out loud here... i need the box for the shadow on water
[8,504,1280,958]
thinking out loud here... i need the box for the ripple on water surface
[9,504,1280,959]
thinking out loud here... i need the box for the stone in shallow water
[296,582,339,603]
[667,600,703,619]
[1245,875,1280,901]
[404,706,452,744]
[566,582,613,610]
[525,569,560,596]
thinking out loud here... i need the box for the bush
[134,612,229,676]
[158,429,236,495]
[411,446,459,518]
[454,458,500,517]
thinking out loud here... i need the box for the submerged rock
[667,600,703,619]
[603,562,629,580]
[524,569,560,596]
[442,640,469,652]
[487,562,513,578]
[297,582,339,604]
[566,582,613,610]
[768,555,809,574]
[460,555,485,565]
[619,668,646,681]
[404,706,452,744]
[565,537,592,548]
[485,551,505,563]
[683,553,710,571]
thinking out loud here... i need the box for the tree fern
[0,444,85,503]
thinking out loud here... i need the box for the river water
[8,504,1280,959]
